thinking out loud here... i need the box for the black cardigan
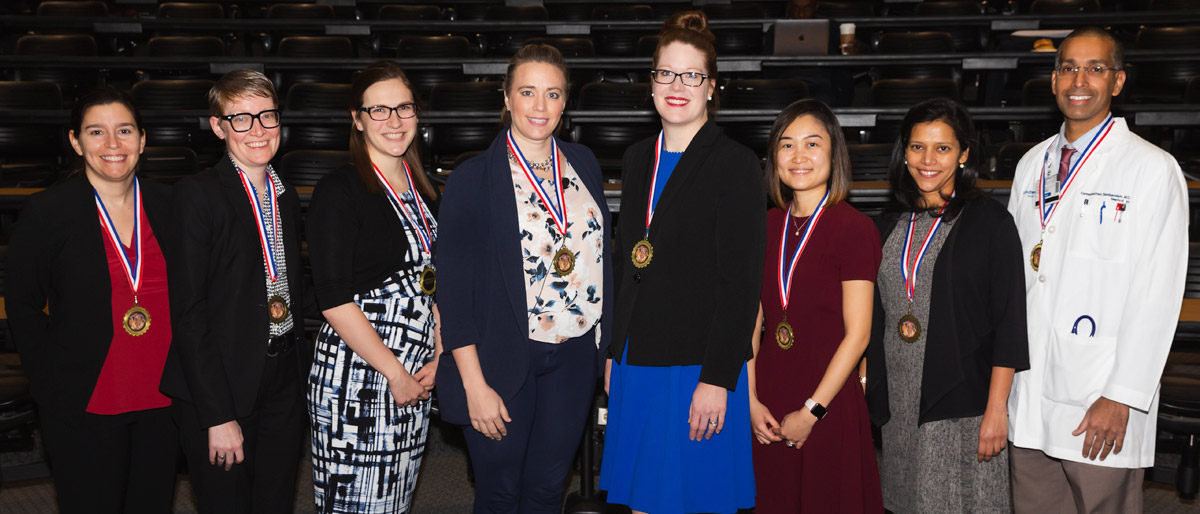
[7,175,174,423]
[306,163,439,311]
[609,120,767,391]
[865,195,1030,426]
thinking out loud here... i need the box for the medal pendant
[1030,241,1042,272]
[123,305,150,336]
[775,319,794,350]
[553,246,576,276]
[631,238,653,268]
[420,267,437,295]
[268,295,289,324]
[898,313,921,343]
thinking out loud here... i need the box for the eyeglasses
[650,69,710,87]
[1054,64,1121,76]
[219,109,281,133]
[359,103,419,121]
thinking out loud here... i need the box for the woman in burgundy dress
[747,99,883,513]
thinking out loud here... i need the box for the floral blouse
[509,154,604,345]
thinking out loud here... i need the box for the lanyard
[95,177,144,299]
[508,130,566,236]
[900,198,950,302]
[778,189,829,311]
[235,165,280,282]
[373,161,433,255]
[643,131,668,238]
[1038,114,1114,230]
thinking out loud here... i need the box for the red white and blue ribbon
[235,164,280,282]
[778,188,829,311]
[508,130,566,236]
[900,198,951,302]
[374,161,433,255]
[643,131,666,238]
[95,177,143,299]
[1038,114,1114,229]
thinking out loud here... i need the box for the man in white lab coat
[1006,27,1188,513]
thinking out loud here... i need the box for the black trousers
[462,332,598,514]
[40,406,178,514]
[172,347,306,514]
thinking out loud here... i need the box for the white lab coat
[1006,117,1188,468]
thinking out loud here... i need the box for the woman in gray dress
[864,97,1030,513]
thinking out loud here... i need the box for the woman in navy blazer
[436,44,614,514]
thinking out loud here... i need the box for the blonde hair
[207,68,278,116]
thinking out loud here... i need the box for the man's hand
[1072,396,1130,461]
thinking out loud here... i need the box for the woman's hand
[413,357,438,392]
[978,407,1008,462]
[749,396,782,444]
[208,420,245,471]
[387,371,428,407]
[688,382,727,441]
[775,409,817,450]
[604,358,612,395]
[466,382,511,440]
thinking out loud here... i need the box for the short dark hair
[885,97,981,221]
[1055,27,1124,70]
[207,68,278,117]
[764,99,852,209]
[68,86,144,175]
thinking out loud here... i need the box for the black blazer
[609,120,767,390]
[7,175,174,423]
[435,132,614,426]
[158,156,309,429]
[865,195,1030,426]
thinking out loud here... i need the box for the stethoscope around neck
[1071,315,1096,337]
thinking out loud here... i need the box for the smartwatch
[804,398,827,420]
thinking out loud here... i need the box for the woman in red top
[7,87,177,513]
[747,99,883,513]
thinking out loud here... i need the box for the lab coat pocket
[1066,198,1132,262]
[1042,330,1116,407]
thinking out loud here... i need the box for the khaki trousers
[1009,445,1143,514]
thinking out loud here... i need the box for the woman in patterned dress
[865,97,1028,514]
[306,60,442,513]
[436,43,613,513]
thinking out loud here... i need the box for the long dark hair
[68,86,144,175]
[885,97,981,221]
[348,60,434,198]
[764,99,852,210]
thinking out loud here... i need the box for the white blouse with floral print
[508,153,604,346]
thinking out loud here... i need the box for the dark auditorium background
[0,0,1199,512]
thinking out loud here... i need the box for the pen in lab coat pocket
[1099,201,1106,225]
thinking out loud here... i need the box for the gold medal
[553,246,575,276]
[123,305,150,336]
[898,313,921,343]
[1030,241,1042,272]
[420,267,437,295]
[775,319,794,350]
[268,295,289,324]
[631,238,653,268]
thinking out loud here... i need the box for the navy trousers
[462,331,598,514]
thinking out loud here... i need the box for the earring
[708,96,713,101]
[959,163,965,169]
[904,159,908,165]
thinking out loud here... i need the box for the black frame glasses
[1054,64,1121,76]
[359,104,419,121]
[650,69,710,87]
[219,109,281,132]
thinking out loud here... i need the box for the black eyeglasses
[219,109,281,132]
[359,104,418,121]
[650,69,710,87]
[1054,64,1121,76]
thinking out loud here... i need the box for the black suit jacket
[158,156,308,429]
[865,195,1030,426]
[435,132,614,426]
[609,120,767,390]
[7,175,174,423]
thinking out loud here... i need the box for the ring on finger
[217,455,226,461]
[708,421,718,427]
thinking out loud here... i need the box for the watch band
[804,398,827,420]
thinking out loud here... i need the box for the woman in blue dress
[600,11,765,514]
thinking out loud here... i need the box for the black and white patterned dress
[308,185,437,514]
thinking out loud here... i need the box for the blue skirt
[599,357,755,514]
